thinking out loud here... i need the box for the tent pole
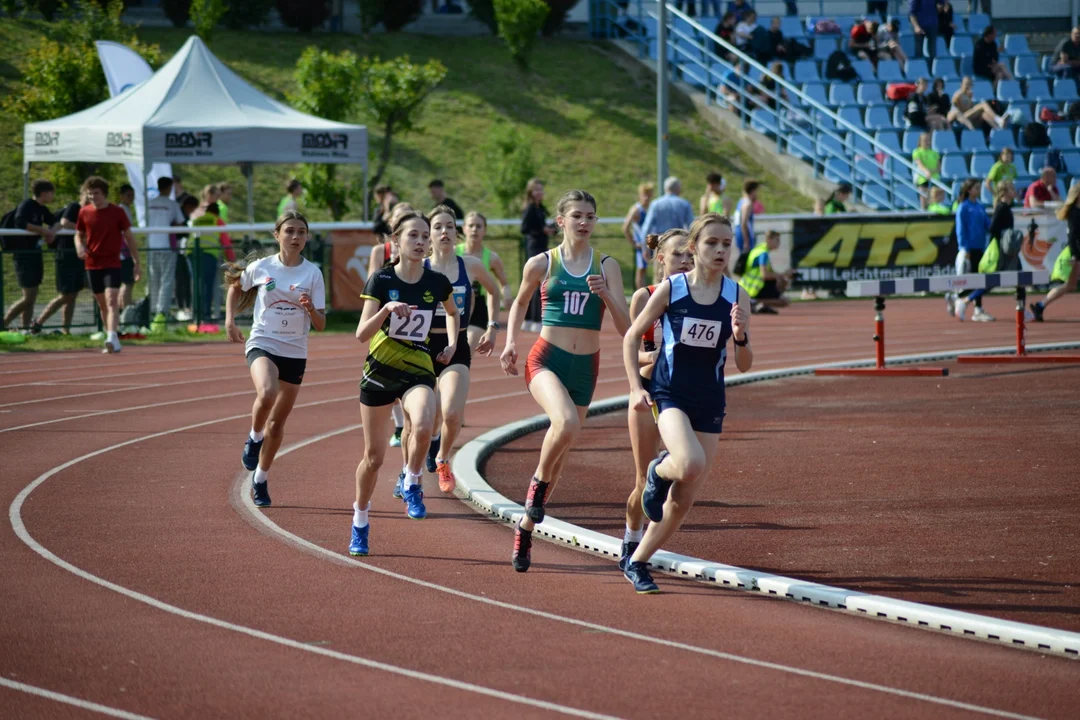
[245,164,255,223]
[22,165,29,200]
[362,162,369,222]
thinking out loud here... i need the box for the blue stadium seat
[894,184,922,209]
[1049,126,1073,148]
[980,183,994,204]
[788,134,815,161]
[802,83,829,108]
[851,59,876,82]
[960,129,987,152]
[861,185,892,211]
[1028,151,1047,174]
[988,128,1015,153]
[967,13,990,36]
[1003,34,1033,56]
[932,130,959,153]
[830,84,857,106]
[855,157,883,182]
[814,41,838,61]
[972,79,994,102]
[848,131,874,157]
[1013,55,1043,79]
[902,129,923,153]
[781,16,806,39]
[1075,126,1080,146]
[751,108,780,137]
[839,106,863,128]
[971,154,995,176]
[857,82,884,105]
[943,79,962,98]
[1053,79,1080,102]
[1026,78,1052,101]
[904,58,930,81]
[995,80,1023,102]
[899,35,917,59]
[1006,102,1033,123]
[958,54,974,77]
[892,104,906,127]
[864,106,892,130]
[876,60,904,82]
[875,131,902,154]
[815,111,838,131]
[888,15,912,34]
[1014,152,1029,170]
[932,57,958,79]
[924,36,949,58]
[1056,178,1068,198]
[1014,175,1035,197]
[823,158,852,183]
[1035,101,1060,122]
[816,134,846,159]
[1063,151,1080,175]
[940,153,970,180]
[950,36,974,57]
[794,60,820,83]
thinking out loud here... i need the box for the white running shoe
[955,298,967,321]
[945,292,956,317]
[972,307,995,322]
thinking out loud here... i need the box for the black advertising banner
[791,214,957,288]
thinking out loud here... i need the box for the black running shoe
[641,451,672,524]
[426,434,441,473]
[624,561,660,594]
[1030,302,1045,322]
[524,478,550,524]
[512,525,533,573]
[252,476,271,507]
[242,436,263,471]
[618,540,640,571]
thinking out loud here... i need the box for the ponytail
[222,250,263,314]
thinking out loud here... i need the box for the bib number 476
[679,318,721,348]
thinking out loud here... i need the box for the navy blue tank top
[424,256,472,331]
[651,273,737,410]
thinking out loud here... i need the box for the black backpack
[1022,122,1050,148]
[825,50,857,82]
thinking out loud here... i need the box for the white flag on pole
[95,40,173,227]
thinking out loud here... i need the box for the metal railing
[594,0,953,210]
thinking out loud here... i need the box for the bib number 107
[562,291,589,316]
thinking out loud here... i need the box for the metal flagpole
[243,163,255,223]
[657,1,670,192]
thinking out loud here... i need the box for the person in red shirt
[75,176,140,354]
[1024,168,1062,209]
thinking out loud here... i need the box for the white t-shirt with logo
[241,255,326,359]
[147,196,186,250]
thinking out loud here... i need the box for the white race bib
[436,287,467,316]
[679,317,721,348]
[388,309,434,342]
[267,304,304,337]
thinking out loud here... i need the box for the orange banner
[330,230,380,311]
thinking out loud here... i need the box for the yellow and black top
[360,266,453,394]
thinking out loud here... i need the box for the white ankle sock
[253,467,268,484]
[432,432,441,441]
[353,501,370,528]
[624,526,644,543]
[391,404,404,427]
[405,470,422,489]
[250,428,264,442]
[106,330,119,344]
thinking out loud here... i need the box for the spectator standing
[33,191,88,334]
[739,230,792,314]
[973,26,1013,83]
[217,182,233,224]
[699,172,729,216]
[116,184,139,329]
[1051,26,1080,79]
[988,180,1016,246]
[641,176,695,242]
[76,176,140,353]
[277,178,304,217]
[824,183,853,214]
[520,177,554,322]
[146,177,186,319]
[1024,167,1062,208]
[912,132,941,207]
[948,178,993,322]
[732,179,760,272]
[189,201,234,322]
[1030,183,1080,321]
[909,0,939,61]
[3,179,56,332]
[428,179,464,219]
[371,185,399,236]
[937,1,956,47]
[951,75,1008,129]
[623,182,655,290]
[175,195,199,321]
[191,184,220,222]
[984,148,1017,194]
[172,174,195,209]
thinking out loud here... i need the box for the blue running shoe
[252,476,271,507]
[242,436,263,471]
[403,484,427,519]
[393,472,405,499]
[618,540,640,572]
[426,435,441,473]
[624,561,660,594]
[641,451,672,524]
[349,524,370,556]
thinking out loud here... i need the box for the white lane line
[0,677,154,720]
[245,424,1041,720]
[10,422,622,719]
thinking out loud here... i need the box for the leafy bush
[162,0,191,27]
[276,0,329,32]
[380,0,420,31]
[540,0,576,36]
[494,0,549,70]
[223,0,274,29]
[190,0,226,41]
[480,124,538,215]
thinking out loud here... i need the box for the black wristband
[733,333,749,347]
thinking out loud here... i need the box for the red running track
[1,293,1079,719]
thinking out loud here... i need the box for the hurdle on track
[815,270,1059,378]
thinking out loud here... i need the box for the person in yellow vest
[189,201,229,322]
[217,181,232,224]
[277,178,304,217]
[739,230,792,315]
[927,186,951,214]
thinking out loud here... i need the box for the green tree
[480,124,537,215]
[356,55,447,194]
[3,0,160,195]
[292,47,364,221]
[190,0,227,41]
[494,0,549,70]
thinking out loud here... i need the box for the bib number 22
[388,310,433,341]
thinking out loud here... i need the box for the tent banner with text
[790,214,957,288]
[330,230,379,311]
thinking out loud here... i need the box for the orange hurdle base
[956,288,1080,365]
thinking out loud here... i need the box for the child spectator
[984,148,1017,195]
[927,186,951,214]
[912,132,941,207]
[824,183,853,214]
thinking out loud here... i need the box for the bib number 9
[679,318,721,348]
[388,309,433,341]
[562,290,589,316]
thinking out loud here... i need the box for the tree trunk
[367,117,395,194]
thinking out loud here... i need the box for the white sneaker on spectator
[972,307,995,322]
[955,298,967,321]
[945,292,956,317]
[176,309,192,321]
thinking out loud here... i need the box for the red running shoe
[512,525,533,573]
[436,460,455,493]
[524,478,550,524]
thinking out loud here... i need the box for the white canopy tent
[22,35,368,222]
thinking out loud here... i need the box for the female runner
[351,211,459,556]
[500,189,631,572]
[456,211,513,350]
[620,213,753,593]
[621,229,693,569]
[419,205,501,493]
[225,211,326,508]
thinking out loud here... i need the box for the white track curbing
[453,341,1080,659]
